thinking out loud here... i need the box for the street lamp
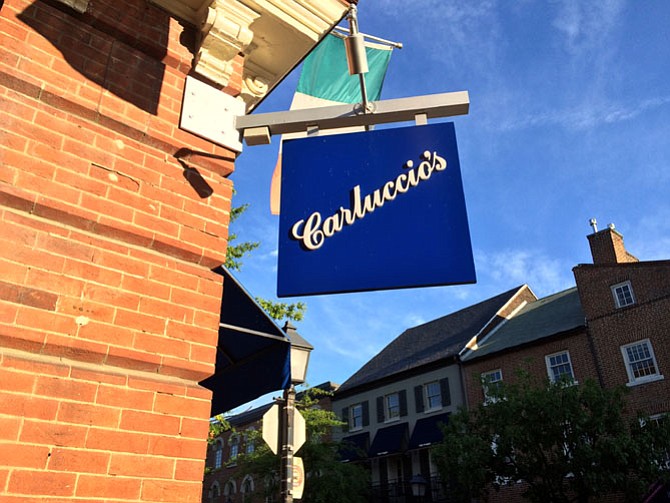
[281,322,313,503]
[410,474,428,502]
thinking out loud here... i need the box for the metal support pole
[346,4,371,115]
[280,386,295,503]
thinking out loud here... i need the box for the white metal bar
[235,91,469,138]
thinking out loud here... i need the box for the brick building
[333,224,668,502]
[331,286,537,502]
[463,224,669,417]
[574,225,670,418]
[0,0,349,501]
[203,383,339,503]
[459,224,670,502]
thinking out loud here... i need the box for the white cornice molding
[193,1,260,87]
[150,0,349,110]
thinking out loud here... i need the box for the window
[546,351,575,383]
[229,435,240,464]
[482,369,503,403]
[386,393,400,421]
[245,441,255,455]
[343,401,368,431]
[223,480,236,498]
[209,482,221,503]
[214,439,224,469]
[425,381,442,410]
[241,475,255,495]
[350,403,363,430]
[415,378,451,413]
[376,391,406,422]
[611,281,635,308]
[621,339,663,385]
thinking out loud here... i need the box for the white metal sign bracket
[180,76,469,153]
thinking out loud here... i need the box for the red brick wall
[574,262,670,417]
[462,330,598,408]
[1,0,240,500]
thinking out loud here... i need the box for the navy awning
[199,267,290,415]
[339,432,370,462]
[368,422,408,457]
[408,412,450,450]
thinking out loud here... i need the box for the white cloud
[490,95,670,132]
[374,0,501,73]
[475,248,573,297]
[625,208,670,261]
[551,0,625,55]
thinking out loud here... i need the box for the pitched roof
[461,287,585,362]
[337,286,526,394]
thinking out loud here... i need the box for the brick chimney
[587,222,639,264]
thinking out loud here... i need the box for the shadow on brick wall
[18,0,168,115]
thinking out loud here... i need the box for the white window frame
[228,435,240,465]
[385,393,400,422]
[214,439,224,469]
[424,381,442,411]
[241,474,255,494]
[482,369,503,403]
[244,428,255,455]
[621,339,664,386]
[611,281,635,309]
[350,403,364,431]
[223,480,236,497]
[545,351,576,384]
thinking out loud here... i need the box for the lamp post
[281,322,313,503]
[410,474,428,502]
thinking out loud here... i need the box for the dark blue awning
[369,422,408,457]
[339,432,369,462]
[199,267,290,415]
[408,412,450,450]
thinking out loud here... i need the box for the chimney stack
[587,220,638,265]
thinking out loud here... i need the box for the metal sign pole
[280,386,295,503]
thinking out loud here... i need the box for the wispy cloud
[475,248,574,297]
[375,0,501,74]
[626,208,670,261]
[551,0,625,55]
[488,95,670,132]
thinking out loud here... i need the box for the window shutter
[399,390,408,417]
[376,396,385,423]
[414,385,424,413]
[440,378,451,406]
[341,407,349,432]
[362,401,370,427]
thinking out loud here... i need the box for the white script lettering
[290,151,447,251]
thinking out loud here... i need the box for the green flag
[270,34,393,215]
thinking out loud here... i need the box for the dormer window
[611,281,635,308]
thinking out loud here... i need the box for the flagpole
[345,5,372,118]
[331,26,403,50]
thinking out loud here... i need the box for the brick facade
[459,227,670,502]
[462,329,599,408]
[1,0,239,500]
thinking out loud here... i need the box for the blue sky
[226,0,670,408]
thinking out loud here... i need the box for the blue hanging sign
[277,122,476,297]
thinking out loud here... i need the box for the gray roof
[461,287,585,362]
[338,286,526,394]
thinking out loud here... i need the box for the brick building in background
[203,382,339,503]
[0,0,350,501]
[463,224,670,418]
[459,224,670,503]
[334,224,669,503]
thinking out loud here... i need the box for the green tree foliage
[433,371,670,503]
[234,387,370,503]
[255,298,307,323]
[224,201,305,323]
